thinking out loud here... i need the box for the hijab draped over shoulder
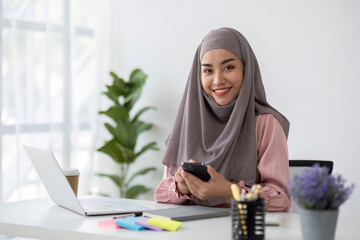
[162,28,289,206]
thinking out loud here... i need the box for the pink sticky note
[98,219,123,229]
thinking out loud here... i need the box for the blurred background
[1,0,359,219]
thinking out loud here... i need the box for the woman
[154,28,290,212]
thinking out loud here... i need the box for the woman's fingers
[207,165,220,181]
[175,167,190,195]
[177,162,232,200]
[182,171,210,199]
[182,165,232,200]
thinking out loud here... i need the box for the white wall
[107,0,360,218]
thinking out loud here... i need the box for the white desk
[0,197,358,240]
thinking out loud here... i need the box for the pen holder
[231,198,265,240]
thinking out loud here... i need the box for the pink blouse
[154,114,291,212]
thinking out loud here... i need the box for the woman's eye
[203,69,212,74]
[224,66,234,71]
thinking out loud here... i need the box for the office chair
[288,160,334,213]
[289,160,333,177]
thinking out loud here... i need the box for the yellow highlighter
[231,184,241,201]
[147,217,182,231]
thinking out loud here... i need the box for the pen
[112,213,135,219]
[241,188,246,201]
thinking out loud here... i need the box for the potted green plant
[289,164,354,240]
[96,69,158,199]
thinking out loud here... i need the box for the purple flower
[289,164,355,210]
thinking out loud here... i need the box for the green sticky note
[147,217,182,231]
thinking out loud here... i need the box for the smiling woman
[154,28,291,212]
[201,49,245,106]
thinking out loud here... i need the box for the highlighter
[147,217,182,231]
[231,184,241,201]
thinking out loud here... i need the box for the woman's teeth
[214,88,230,93]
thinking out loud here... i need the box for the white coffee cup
[63,168,80,196]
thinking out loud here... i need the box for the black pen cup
[231,198,265,240]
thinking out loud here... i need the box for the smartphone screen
[181,162,211,182]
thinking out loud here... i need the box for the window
[0,0,103,202]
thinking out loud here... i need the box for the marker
[231,184,241,201]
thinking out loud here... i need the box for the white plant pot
[298,208,339,240]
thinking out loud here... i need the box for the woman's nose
[213,71,226,85]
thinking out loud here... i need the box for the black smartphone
[181,162,211,182]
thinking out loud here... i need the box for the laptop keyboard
[79,199,118,212]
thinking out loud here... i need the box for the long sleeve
[255,114,291,212]
[154,167,193,204]
[154,114,291,211]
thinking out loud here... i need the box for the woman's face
[201,49,244,106]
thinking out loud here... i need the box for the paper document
[265,213,281,226]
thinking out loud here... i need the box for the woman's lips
[213,87,231,96]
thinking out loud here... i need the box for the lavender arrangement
[289,164,354,210]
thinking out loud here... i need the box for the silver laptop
[23,145,146,216]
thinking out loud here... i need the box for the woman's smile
[213,87,232,96]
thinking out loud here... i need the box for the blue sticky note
[115,216,146,231]
[135,217,163,231]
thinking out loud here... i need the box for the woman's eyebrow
[201,58,236,67]
[221,58,236,65]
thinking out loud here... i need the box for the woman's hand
[181,165,233,200]
[174,160,196,195]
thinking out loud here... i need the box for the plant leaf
[96,173,120,188]
[136,142,159,158]
[104,122,116,137]
[106,84,123,98]
[132,106,156,122]
[125,167,156,188]
[110,72,126,90]
[125,185,150,199]
[124,86,142,104]
[103,90,120,105]
[118,144,136,164]
[110,120,138,150]
[134,120,153,134]
[129,69,147,85]
[96,139,125,163]
[99,105,129,122]
[123,69,147,110]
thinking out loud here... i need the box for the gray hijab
[162,28,289,206]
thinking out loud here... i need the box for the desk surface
[0,197,359,240]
